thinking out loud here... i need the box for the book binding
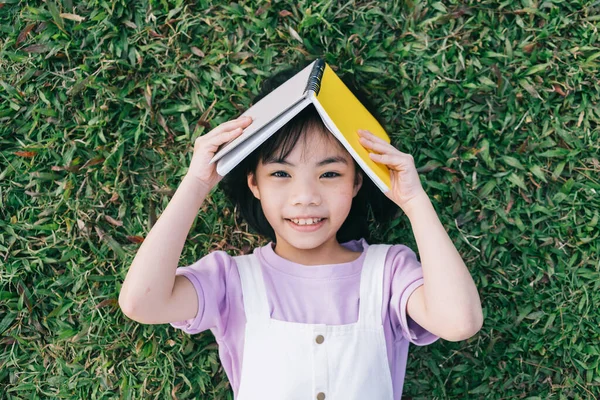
[304,59,325,95]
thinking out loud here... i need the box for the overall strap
[357,244,392,327]
[234,254,271,322]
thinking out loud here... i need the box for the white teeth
[290,218,323,225]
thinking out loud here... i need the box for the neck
[272,238,358,266]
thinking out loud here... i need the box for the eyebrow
[266,156,349,167]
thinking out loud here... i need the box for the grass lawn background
[1,0,599,398]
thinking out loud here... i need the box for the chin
[280,234,335,250]
[290,240,325,250]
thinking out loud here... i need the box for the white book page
[216,97,313,176]
[310,94,389,193]
[210,60,317,164]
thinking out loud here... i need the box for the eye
[321,172,340,178]
[271,171,290,178]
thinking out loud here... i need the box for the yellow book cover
[313,63,392,192]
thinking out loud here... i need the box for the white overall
[234,244,395,400]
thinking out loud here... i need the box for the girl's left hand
[358,129,427,213]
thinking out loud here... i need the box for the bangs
[258,105,338,165]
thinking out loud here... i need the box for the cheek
[336,190,355,204]
[258,197,280,220]
[336,177,358,198]
[332,185,356,213]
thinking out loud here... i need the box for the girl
[118,62,483,399]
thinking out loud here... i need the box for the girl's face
[247,129,362,262]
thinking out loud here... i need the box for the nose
[290,177,322,206]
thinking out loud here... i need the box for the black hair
[220,60,398,243]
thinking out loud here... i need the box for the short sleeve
[169,250,236,337]
[387,245,438,346]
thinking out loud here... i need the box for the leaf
[585,52,600,63]
[14,151,36,158]
[553,84,567,96]
[67,75,92,96]
[425,62,441,74]
[59,13,85,22]
[518,79,542,99]
[57,328,78,340]
[126,235,145,244]
[508,173,527,190]
[551,161,566,180]
[16,23,36,46]
[95,298,118,309]
[469,382,490,394]
[0,313,17,336]
[94,226,126,259]
[479,180,496,197]
[183,69,199,81]
[229,64,247,76]
[529,165,547,183]
[149,30,164,38]
[431,2,447,12]
[288,25,303,43]
[157,113,171,135]
[523,42,536,53]
[574,359,590,370]
[166,6,183,20]
[478,76,496,87]
[80,157,104,169]
[46,0,66,33]
[21,44,49,53]
[190,46,205,57]
[501,155,525,170]
[0,80,21,98]
[144,83,152,109]
[537,148,570,158]
[104,215,123,227]
[35,22,47,33]
[525,63,550,75]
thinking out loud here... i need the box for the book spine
[305,59,325,96]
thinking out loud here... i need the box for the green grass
[1,0,599,398]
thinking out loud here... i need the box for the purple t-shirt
[170,238,438,399]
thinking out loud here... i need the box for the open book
[209,59,391,193]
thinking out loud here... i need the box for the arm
[357,129,483,341]
[118,116,253,324]
[403,193,483,341]
[118,175,209,324]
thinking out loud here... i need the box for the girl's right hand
[186,115,253,190]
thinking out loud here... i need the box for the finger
[207,116,253,137]
[359,135,399,154]
[359,133,413,158]
[357,129,393,146]
[357,129,389,144]
[209,126,245,147]
[218,116,253,133]
[195,126,245,152]
[358,129,405,150]
[368,152,405,168]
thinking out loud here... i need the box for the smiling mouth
[286,217,326,226]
